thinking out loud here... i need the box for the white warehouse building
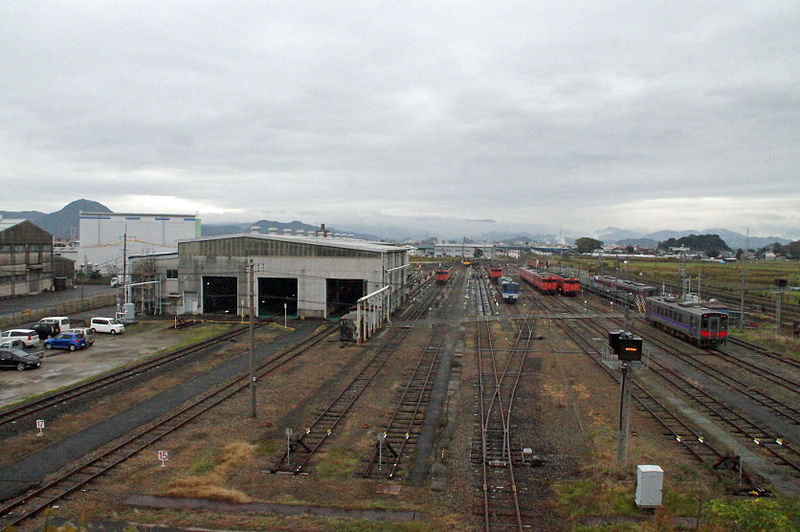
[178,231,409,319]
[78,212,201,275]
[433,243,495,259]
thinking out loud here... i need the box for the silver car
[67,327,95,346]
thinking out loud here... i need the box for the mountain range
[593,227,790,251]
[0,200,794,250]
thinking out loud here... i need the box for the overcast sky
[1,1,798,239]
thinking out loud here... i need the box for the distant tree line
[574,237,603,253]
[756,240,800,260]
[656,234,730,257]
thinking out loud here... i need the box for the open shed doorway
[202,276,237,314]
[326,279,365,318]
[258,277,298,316]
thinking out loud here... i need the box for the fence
[0,294,119,329]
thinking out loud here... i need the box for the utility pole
[617,363,632,467]
[122,227,128,304]
[775,278,787,340]
[697,263,703,303]
[248,259,256,418]
[739,228,749,328]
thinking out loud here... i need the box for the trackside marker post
[36,419,45,437]
[286,427,293,467]
[158,450,168,467]
[378,432,386,471]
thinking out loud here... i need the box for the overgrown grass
[255,438,280,456]
[189,453,217,475]
[329,520,434,532]
[315,447,361,479]
[731,329,800,357]
[161,441,256,503]
[705,494,800,531]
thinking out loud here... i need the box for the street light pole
[249,259,256,418]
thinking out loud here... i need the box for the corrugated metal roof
[0,218,25,232]
[80,212,197,219]
[181,233,407,253]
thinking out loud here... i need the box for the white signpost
[36,419,45,437]
[377,432,386,471]
[286,427,293,467]
[158,450,168,467]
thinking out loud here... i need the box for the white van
[90,317,125,334]
[36,317,71,335]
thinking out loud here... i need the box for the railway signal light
[608,331,643,361]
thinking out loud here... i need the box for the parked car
[35,317,71,337]
[0,329,41,347]
[0,348,41,370]
[67,327,95,345]
[90,317,125,334]
[44,332,87,351]
[0,339,25,349]
[32,322,57,340]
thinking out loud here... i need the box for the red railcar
[435,269,450,284]
[555,275,580,296]
[520,267,558,294]
[488,267,503,283]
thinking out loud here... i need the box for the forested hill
[657,234,731,256]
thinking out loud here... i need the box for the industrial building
[0,218,54,298]
[434,243,495,259]
[177,230,408,319]
[127,252,180,316]
[78,212,201,275]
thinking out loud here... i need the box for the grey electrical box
[635,465,663,508]
[117,302,136,324]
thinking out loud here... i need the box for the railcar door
[708,315,721,340]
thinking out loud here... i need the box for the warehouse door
[258,278,298,316]
[202,276,237,314]
[326,279,365,317]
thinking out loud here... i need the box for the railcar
[499,277,520,303]
[488,267,503,284]
[435,269,451,284]
[555,274,580,296]
[646,296,728,347]
[520,267,558,294]
[593,275,657,299]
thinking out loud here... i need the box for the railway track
[472,304,537,530]
[0,324,260,435]
[0,324,337,530]
[624,328,800,477]
[471,268,497,316]
[529,292,768,489]
[270,277,444,475]
[362,324,446,479]
[545,289,800,481]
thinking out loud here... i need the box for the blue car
[44,332,87,351]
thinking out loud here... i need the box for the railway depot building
[177,232,408,319]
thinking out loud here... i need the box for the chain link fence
[0,295,119,329]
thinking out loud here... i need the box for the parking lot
[0,319,198,408]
